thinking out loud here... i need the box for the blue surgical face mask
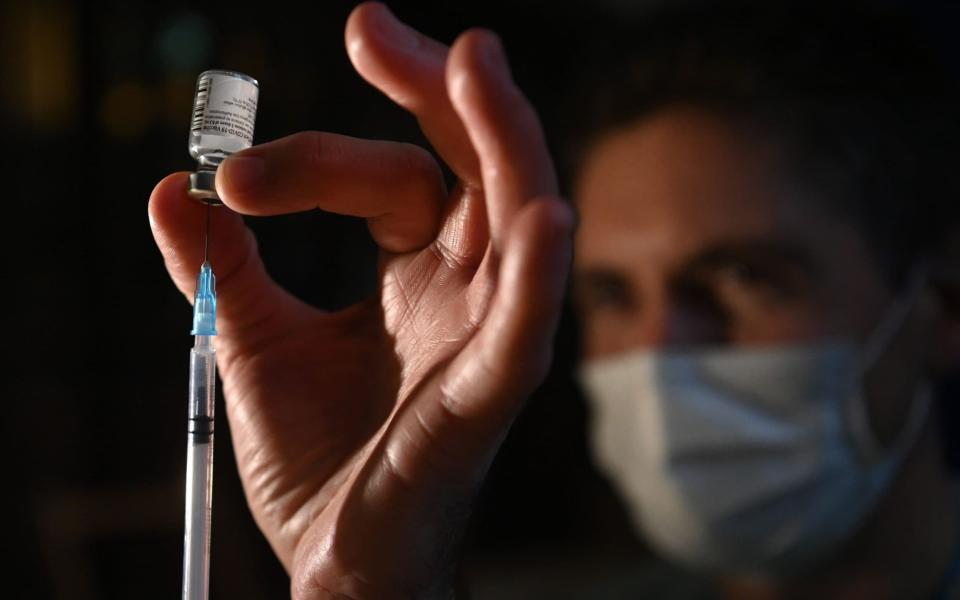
[578,270,931,576]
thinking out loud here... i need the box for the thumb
[148,172,312,345]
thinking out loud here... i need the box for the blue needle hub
[191,261,217,336]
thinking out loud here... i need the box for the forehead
[574,108,815,266]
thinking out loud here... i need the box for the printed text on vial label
[201,95,256,144]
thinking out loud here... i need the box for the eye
[717,261,765,288]
[712,260,800,310]
[574,272,634,313]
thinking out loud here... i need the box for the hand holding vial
[148,2,573,599]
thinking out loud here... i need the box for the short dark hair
[565,1,960,285]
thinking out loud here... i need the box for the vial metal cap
[188,171,222,205]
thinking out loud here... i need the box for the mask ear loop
[849,381,933,465]
[848,264,932,464]
[857,265,930,371]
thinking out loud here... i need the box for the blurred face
[573,106,934,443]
[575,107,894,356]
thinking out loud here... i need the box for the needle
[203,202,211,264]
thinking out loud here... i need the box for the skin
[149,4,958,597]
[573,107,960,599]
[149,3,572,599]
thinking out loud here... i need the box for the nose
[621,298,728,351]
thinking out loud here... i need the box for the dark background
[3,1,959,598]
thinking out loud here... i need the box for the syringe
[180,69,257,599]
[182,206,218,600]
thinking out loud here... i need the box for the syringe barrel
[188,336,216,426]
[183,336,216,600]
[183,434,213,600]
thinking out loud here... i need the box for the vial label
[191,73,258,144]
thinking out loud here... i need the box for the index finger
[215,131,447,253]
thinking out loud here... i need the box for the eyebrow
[573,239,820,288]
[572,267,629,292]
[679,239,819,278]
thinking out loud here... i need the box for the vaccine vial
[187,70,259,204]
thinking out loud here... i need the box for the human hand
[149,3,573,598]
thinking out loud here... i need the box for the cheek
[780,219,894,342]
[727,304,833,345]
[581,298,836,356]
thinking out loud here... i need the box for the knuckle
[275,131,344,176]
[302,131,344,172]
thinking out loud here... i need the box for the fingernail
[220,155,265,194]
[375,5,420,50]
[479,33,512,81]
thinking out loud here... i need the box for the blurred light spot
[99,81,155,139]
[155,12,212,73]
[5,1,78,129]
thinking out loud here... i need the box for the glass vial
[187,70,259,204]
